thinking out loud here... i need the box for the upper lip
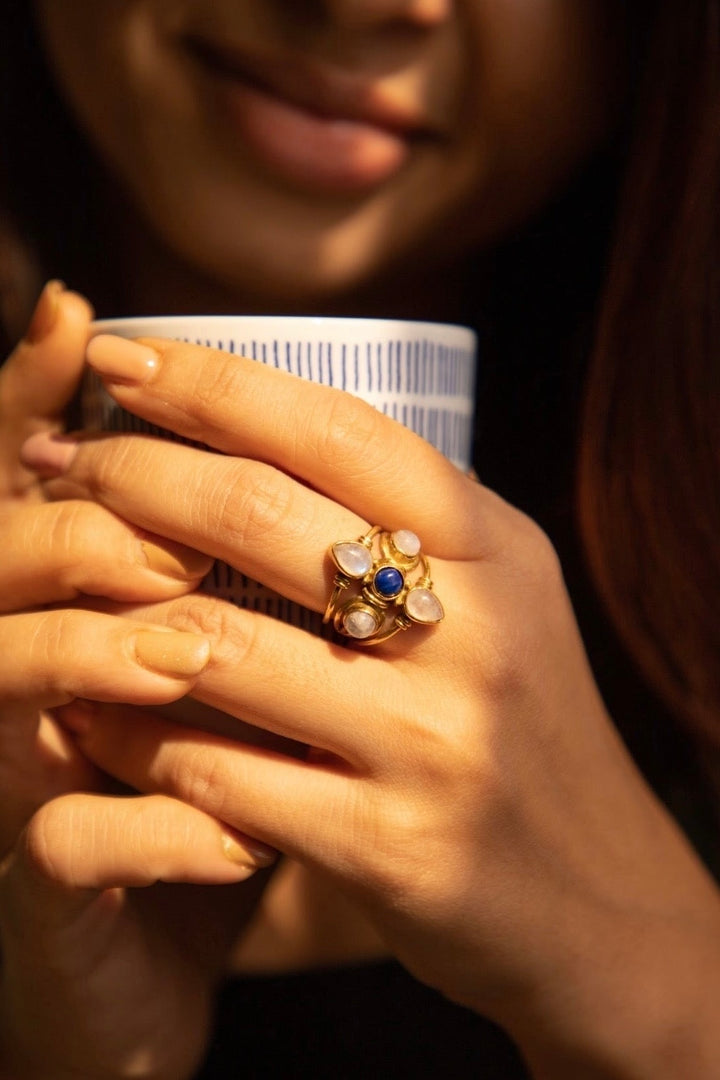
[184,35,439,139]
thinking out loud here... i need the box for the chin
[153,203,417,310]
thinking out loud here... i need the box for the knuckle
[213,462,295,547]
[475,618,537,703]
[506,513,564,589]
[360,762,505,913]
[357,795,445,905]
[29,609,85,685]
[159,594,234,639]
[158,594,255,664]
[526,522,563,583]
[164,745,230,820]
[312,391,388,476]
[392,708,457,777]
[182,347,245,418]
[462,524,567,701]
[394,700,492,795]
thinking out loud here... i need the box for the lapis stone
[374,566,404,598]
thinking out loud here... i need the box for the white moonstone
[332,542,373,578]
[404,588,444,624]
[392,530,422,558]
[343,609,380,639]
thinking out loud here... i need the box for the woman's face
[35,0,627,303]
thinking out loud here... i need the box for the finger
[84,335,483,553]
[56,702,355,867]
[0,710,106,860]
[0,610,211,711]
[22,432,368,612]
[0,793,276,931]
[0,283,94,493]
[99,593,433,760]
[20,431,470,628]
[0,501,212,612]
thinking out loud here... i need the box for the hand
[0,296,274,1080]
[27,334,720,1077]
[0,284,219,841]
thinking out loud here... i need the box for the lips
[184,37,437,194]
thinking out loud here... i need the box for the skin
[16,334,720,1079]
[0,292,275,1080]
[34,0,627,311]
[2,3,719,1079]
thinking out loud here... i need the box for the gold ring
[323,526,444,645]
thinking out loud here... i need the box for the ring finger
[96,593,438,761]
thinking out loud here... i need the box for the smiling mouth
[183,36,438,194]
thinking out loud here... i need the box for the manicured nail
[141,539,214,581]
[221,828,278,868]
[25,280,65,344]
[87,335,160,384]
[133,629,211,678]
[20,431,79,474]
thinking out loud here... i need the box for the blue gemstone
[374,566,404,598]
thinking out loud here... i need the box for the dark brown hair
[579,0,720,745]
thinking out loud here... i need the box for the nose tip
[402,0,452,26]
[324,0,453,30]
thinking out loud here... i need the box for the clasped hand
[3,292,719,1079]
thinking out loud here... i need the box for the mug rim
[91,314,477,347]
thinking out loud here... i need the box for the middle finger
[27,433,367,613]
[102,592,434,762]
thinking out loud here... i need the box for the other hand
[26,332,720,1078]
[0,295,273,1080]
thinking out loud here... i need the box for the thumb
[1,280,94,421]
[0,281,94,490]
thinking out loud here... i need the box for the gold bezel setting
[323,527,444,645]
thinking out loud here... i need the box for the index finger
[85,335,484,552]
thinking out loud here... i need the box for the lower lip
[199,65,412,195]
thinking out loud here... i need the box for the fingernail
[87,335,160,385]
[141,539,214,581]
[221,829,278,868]
[25,280,65,344]
[20,430,79,474]
[133,629,211,678]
